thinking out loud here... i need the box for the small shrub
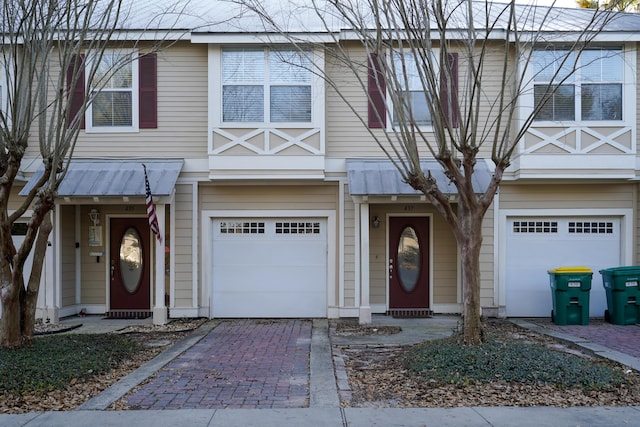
[403,333,625,391]
[0,334,140,393]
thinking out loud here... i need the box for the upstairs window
[533,48,623,122]
[392,52,432,127]
[90,52,136,128]
[222,48,312,124]
[72,51,156,132]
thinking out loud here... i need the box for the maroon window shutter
[367,53,386,129]
[441,52,458,129]
[67,54,85,129]
[139,52,157,129]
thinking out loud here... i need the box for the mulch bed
[334,320,640,408]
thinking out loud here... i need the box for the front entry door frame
[386,214,433,312]
[107,215,153,312]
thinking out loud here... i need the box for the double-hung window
[87,51,138,131]
[533,48,623,122]
[392,52,431,127]
[222,48,312,123]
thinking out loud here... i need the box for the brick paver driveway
[530,318,640,358]
[124,319,312,409]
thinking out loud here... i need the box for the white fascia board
[512,32,640,43]
[210,155,325,170]
[516,154,636,171]
[95,30,190,41]
[337,28,509,42]
[190,32,335,44]
[325,158,347,174]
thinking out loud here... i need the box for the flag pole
[143,163,162,242]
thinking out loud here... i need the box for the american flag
[143,164,162,241]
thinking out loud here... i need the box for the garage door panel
[215,266,326,291]
[214,292,325,318]
[212,218,327,318]
[506,217,619,317]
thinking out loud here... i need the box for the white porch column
[153,204,168,325]
[40,210,59,323]
[359,202,372,324]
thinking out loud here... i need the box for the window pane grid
[220,221,265,234]
[533,48,622,122]
[392,52,432,126]
[90,52,134,128]
[222,47,312,123]
[275,222,320,234]
[568,221,613,234]
[92,91,132,127]
[512,221,558,234]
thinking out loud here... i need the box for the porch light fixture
[89,208,100,227]
[372,216,381,228]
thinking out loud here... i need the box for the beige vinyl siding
[174,183,194,309]
[325,41,513,161]
[60,205,77,307]
[199,184,338,211]
[26,41,208,159]
[79,206,107,305]
[434,208,460,305]
[8,187,28,212]
[499,184,634,210]
[368,211,386,305]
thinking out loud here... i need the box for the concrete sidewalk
[4,403,640,426]
[2,316,639,426]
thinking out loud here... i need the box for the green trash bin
[548,267,592,326]
[599,266,640,325]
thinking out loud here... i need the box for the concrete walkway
[2,316,639,426]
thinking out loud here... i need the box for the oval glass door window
[397,226,421,293]
[119,227,143,293]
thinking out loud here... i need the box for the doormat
[105,310,152,319]
[388,309,433,318]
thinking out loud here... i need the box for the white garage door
[212,218,327,318]
[506,217,620,317]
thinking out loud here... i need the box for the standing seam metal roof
[19,159,183,197]
[346,158,492,196]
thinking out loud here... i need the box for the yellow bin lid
[548,266,592,273]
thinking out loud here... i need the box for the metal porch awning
[19,159,183,198]
[346,158,492,196]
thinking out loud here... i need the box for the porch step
[105,310,152,319]
[387,309,433,318]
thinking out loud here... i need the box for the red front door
[110,218,151,311]
[389,216,430,311]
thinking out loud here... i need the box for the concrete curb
[511,319,640,372]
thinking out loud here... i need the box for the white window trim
[0,58,12,126]
[215,46,320,128]
[85,50,140,133]
[521,44,635,128]
[387,48,440,133]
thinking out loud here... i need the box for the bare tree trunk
[0,278,22,348]
[21,214,52,344]
[459,208,484,345]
